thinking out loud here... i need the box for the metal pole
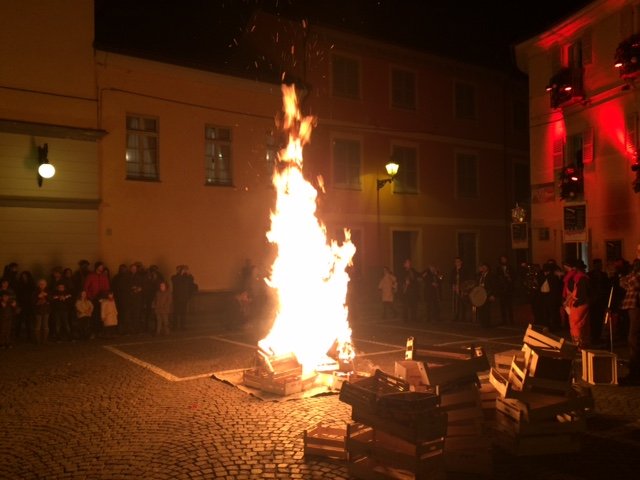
[604,286,614,353]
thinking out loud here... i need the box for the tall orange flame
[258,85,355,374]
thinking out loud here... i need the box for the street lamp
[37,143,55,187]
[377,161,399,190]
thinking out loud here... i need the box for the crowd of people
[0,260,198,348]
[379,255,517,329]
[377,251,640,386]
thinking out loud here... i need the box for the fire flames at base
[242,84,357,396]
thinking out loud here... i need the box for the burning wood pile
[489,324,594,456]
[243,343,358,396]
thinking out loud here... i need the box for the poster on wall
[511,222,529,249]
[563,203,587,243]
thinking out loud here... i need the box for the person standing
[100,291,118,338]
[619,259,640,385]
[401,259,420,323]
[14,270,36,342]
[495,255,515,325]
[171,265,197,331]
[153,281,172,336]
[378,266,397,320]
[476,263,497,328]
[0,291,18,348]
[567,260,591,348]
[74,290,94,340]
[451,257,472,322]
[84,262,111,338]
[32,279,51,344]
[50,283,72,341]
[422,265,442,323]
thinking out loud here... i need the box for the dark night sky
[94,0,593,71]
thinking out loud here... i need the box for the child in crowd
[153,281,172,336]
[75,290,94,340]
[0,291,18,348]
[100,291,118,338]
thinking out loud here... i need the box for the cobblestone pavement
[1,305,640,480]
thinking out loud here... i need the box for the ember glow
[258,85,356,374]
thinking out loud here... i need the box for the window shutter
[581,30,592,66]
[553,138,564,169]
[626,112,638,159]
[582,127,594,164]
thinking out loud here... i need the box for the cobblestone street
[2,307,640,480]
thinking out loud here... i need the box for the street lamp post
[376,161,400,265]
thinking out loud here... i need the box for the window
[391,68,416,110]
[333,138,361,189]
[391,145,418,194]
[456,152,478,198]
[126,115,158,180]
[205,125,232,186]
[454,82,476,120]
[332,54,360,99]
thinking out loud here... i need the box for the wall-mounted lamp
[37,143,55,187]
[376,161,399,190]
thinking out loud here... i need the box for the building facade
[516,0,640,268]
[1,1,528,298]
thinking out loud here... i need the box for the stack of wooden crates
[338,369,448,480]
[401,337,493,478]
[489,324,594,456]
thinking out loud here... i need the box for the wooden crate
[242,368,302,395]
[494,349,525,375]
[522,324,577,359]
[494,410,586,437]
[347,424,446,480]
[581,349,618,385]
[339,370,411,412]
[444,435,493,477]
[508,358,572,396]
[394,360,428,387]
[493,428,581,455]
[522,344,574,382]
[495,389,593,423]
[352,406,448,444]
[303,423,349,460]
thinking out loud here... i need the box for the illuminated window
[456,152,478,198]
[454,82,476,120]
[333,138,361,189]
[391,145,418,194]
[391,68,416,110]
[332,54,360,99]
[205,125,232,186]
[126,115,158,180]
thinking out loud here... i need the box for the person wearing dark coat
[171,265,197,331]
[476,263,498,328]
